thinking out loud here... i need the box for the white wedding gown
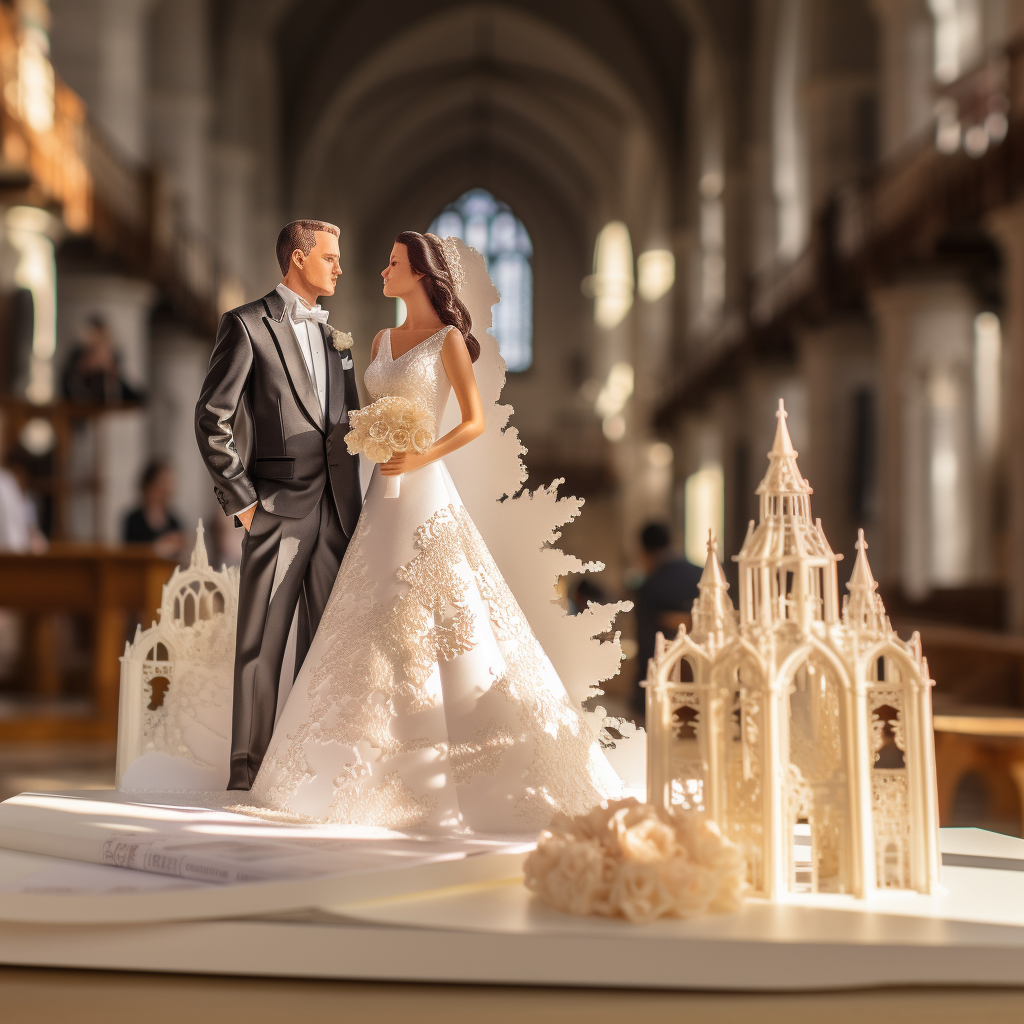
[250,325,621,831]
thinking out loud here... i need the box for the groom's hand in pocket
[238,505,256,532]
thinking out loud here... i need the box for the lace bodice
[363,326,453,427]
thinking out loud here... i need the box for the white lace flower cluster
[524,798,747,924]
[344,396,434,464]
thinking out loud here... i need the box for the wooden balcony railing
[0,4,220,335]
[656,37,1024,428]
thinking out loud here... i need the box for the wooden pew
[0,545,175,740]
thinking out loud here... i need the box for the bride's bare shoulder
[441,326,465,351]
[370,328,388,360]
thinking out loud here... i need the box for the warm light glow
[647,441,673,469]
[19,416,55,456]
[637,249,675,302]
[595,362,634,418]
[588,221,634,329]
[974,311,1001,461]
[217,278,245,314]
[929,0,980,85]
[773,0,808,261]
[395,297,407,327]
[935,98,962,153]
[927,366,968,585]
[602,413,626,442]
[17,29,54,134]
[699,171,724,200]
[963,123,988,158]
[684,463,724,566]
[6,205,56,404]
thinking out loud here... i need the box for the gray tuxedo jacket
[195,289,362,535]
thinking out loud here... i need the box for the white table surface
[0,826,1022,991]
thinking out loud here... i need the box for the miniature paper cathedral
[116,522,238,791]
[644,401,940,900]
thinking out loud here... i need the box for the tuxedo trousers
[229,489,348,790]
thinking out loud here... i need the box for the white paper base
[0,826,1022,990]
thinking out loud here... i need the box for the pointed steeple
[736,399,842,630]
[691,530,736,643]
[770,397,798,457]
[756,399,812,504]
[190,519,210,571]
[843,529,890,635]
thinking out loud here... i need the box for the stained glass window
[428,189,533,372]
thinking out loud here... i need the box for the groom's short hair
[276,219,340,275]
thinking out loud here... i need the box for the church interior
[1,0,1024,1012]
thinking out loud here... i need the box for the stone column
[869,0,935,161]
[149,0,212,235]
[987,202,1024,631]
[870,281,978,600]
[797,320,878,562]
[49,0,158,163]
[212,142,256,305]
[56,273,156,543]
[2,206,62,404]
[149,325,215,536]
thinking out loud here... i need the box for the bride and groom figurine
[196,220,621,831]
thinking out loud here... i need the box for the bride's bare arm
[380,328,484,476]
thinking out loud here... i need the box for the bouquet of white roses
[344,396,434,497]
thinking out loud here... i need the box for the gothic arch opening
[784,651,849,894]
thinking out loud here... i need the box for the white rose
[331,328,354,352]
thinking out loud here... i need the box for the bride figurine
[250,232,621,831]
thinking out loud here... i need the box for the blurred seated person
[568,577,606,615]
[123,460,186,561]
[631,522,702,714]
[61,315,144,404]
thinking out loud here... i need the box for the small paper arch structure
[116,522,240,790]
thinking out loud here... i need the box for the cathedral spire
[737,399,841,628]
[770,397,798,457]
[190,520,210,571]
[755,399,812,508]
[843,529,889,635]
[691,530,735,643]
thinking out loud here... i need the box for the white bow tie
[290,302,329,325]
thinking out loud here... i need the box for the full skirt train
[250,460,621,831]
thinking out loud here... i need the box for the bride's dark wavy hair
[395,230,480,362]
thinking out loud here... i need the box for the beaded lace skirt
[250,459,622,831]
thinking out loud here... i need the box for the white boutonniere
[330,327,354,352]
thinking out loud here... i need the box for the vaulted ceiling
[212,0,750,247]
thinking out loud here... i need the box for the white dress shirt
[275,282,327,419]
[236,284,330,521]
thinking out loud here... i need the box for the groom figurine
[196,220,362,790]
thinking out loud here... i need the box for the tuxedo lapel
[322,324,348,426]
[262,294,324,433]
